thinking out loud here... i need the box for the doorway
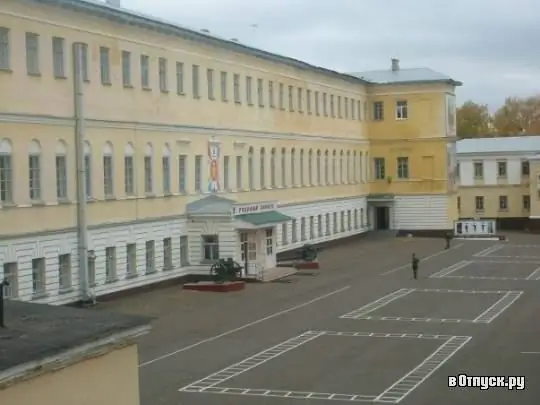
[375,206,390,230]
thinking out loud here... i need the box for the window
[124,144,134,195]
[291,219,297,242]
[268,81,275,107]
[322,92,328,116]
[180,235,189,266]
[257,78,264,107]
[270,148,276,187]
[279,83,285,110]
[300,149,305,185]
[374,157,385,180]
[288,85,294,111]
[103,144,114,197]
[362,101,367,121]
[332,151,337,183]
[0,27,10,70]
[325,213,330,235]
[159,57,168,92]
[308,150,313,185]
[497,161,507,178]
[475,196,484,211]
[202,235,219,261]
[223,155,230,190]
[324,151,329,184]
[396,100,408,120]
[347,210,352,230]
[145,240,156,273]
[281,148,286,186]
[84,143,92,199]
[144,145,153,193]
[260,147,266,188]
[360,208,365,227]
[339,151,344,183]
[105,247,116,282]
[353,151,357,182]
[87,250,96,286]
[330,95,335,117]
[233,73,240,103]
[220,71,228,101]
[317,214,323,236]
[281,223,288,245]
[178,154,187,193]
[58,254,72,290]
[52,37,65,78]
[373,101,384,121]
[195,155,202,192]
[122,50,131,86]
[344,97,348,119]
[246,76,253,105]
[333,212,338,233]
[353,209,358,229]
[99,46,110,84]
[162,154,171,194]
[306,89,312,114]
[456,163,460,179]
[80,43,89,81]
[248,148,254,189]
[337,95,342,118]
[291,149,296,185]
[473,162,483,179]
[300,217,306,241]
[176,62,184,94]
[204,68,215,100]
[25,32,40,75]
[316,150,321,184]
[2,262,17,298]
[55,148,68,200]
[266,229,273,255]
[499,195,508,211]
[236,155,243,189]
[163,237,173,269]
[314,91,320,116]
[351,99,355,119]
[521,161,530,176]
[297,88,303,112]
[32,258,46,296]
[29,146,41,201]
[523,195,531,210]
[397,157,409,179]
[340,211,345,232]
[192,64,200,98]
[140,55,149,88]
[126,243,137,276]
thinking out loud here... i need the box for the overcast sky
[121,0,539,110]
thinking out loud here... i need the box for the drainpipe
[73,43,91,303]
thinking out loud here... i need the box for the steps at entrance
[260,266,297,282]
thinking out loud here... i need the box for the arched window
[260,147,265,188]
[29,140,42,201]
[248,146,254,189]
[308,149,313,185]
[270,148,276,187]
[290,148,296,185]
[144,142,153,193]
[0,138,13,203]
[124,143,135,195]
[55,140,68,200]
[103,142,114,197]
[316,150,321,185]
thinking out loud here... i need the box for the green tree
[492,95,540,135]
[456,100,492,138]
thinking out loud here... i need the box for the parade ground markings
[431,259,540,281]
[340,288,523,324]
[475,244,540,259]
[179,330,471,404]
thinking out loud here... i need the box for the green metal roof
[235,211,293,226]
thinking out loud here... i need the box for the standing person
[445,231,452,250]
[412,253,419,280]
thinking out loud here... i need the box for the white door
[240,231,258,277]
[264,228,276,269]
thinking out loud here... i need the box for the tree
[492,95,540,135]
[456,100,492,138]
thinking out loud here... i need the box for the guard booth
[185,196,293,279]
[454,219,497,239]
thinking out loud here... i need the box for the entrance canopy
[235,211,293,229]
[367,194,395,203]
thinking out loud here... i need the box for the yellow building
[0,0,460,305]
[0,300,150,405]
[456,136,540,230]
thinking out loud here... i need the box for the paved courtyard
[99,233,540,404]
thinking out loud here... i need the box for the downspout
[73,42,91,303]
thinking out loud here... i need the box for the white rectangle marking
[472,291,523,323]
[526,267,540,280]
[430,260,472,278]
[474,244,504,257]
[340,289,414,319]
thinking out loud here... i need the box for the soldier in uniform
[412,253,419,280]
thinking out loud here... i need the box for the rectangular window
[268,81,275,107]
[195,155,202,192]
[347,210,352,230]
[322,92,328,116]
[300,217,306,241]
[29,154,41,200]
[317,214,323,236]
[80,43,89,81]
[84,154,92,199]
[32,258,46,295]
[344,97,349,119]
[105,247,116,282]
[25,32,40,75]
[330,95,335,117]
[260,150,265,188]
[325,213,330,235]
[233,73,241,103]
[87,250,96,286]
[180,235,189,266]
[2,262,17,298]
[457,196,461,212]
[122,50,131,86]
[498,195,508,210]
[207,68,214,99]
[0,27,10,70]
[248,152,254,189]
[306,90,312,114]
[333,212,338,233]
[103,155,114,197]
[223,155,230,190]
[55,155,67,199]
[236,156,243,189]
[257,78,264,107]
[124,156,134,195]
[99,46,110,84]
[281,223,288,245]
[497,161,507,178]
[192,64,200,98]
[220,71,228,101]
[162,156,171,194]
[145,240,155,274]
[202,235,219,261]
[354,209,358,229]
[396,100,408,120]
[522,161,530,176]
[163,237,173,269]
[473,162,483,179]
[178,154,187,193]
[523,195,531,210]
[341,211,345,232]
[176,62,184,94]
[309,216,314,239]
[288,85,294,111]
[475,196,484,211]
[159,57,168,92]
[297,88,303,112]
[314,91,320,116]
[246,76,253,105]
[373,101,384,121]
[140,55,150,88]
[126,243,137,276]
[58,253,72,290]
[279,83,285,109]
[144,156,153,193]
[397,157,409,179]
[337,95,342,118]
[291,219,297,242]
[0,154,12,203]
[374,157,385,180]
[52,37,65,78]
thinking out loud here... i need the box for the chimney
[230,38,239,42]
[391,58,400,72]
[200,29,210,33]
[106,0,120,7]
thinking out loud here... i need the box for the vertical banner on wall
[208,141,220,193]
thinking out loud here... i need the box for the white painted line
[139,285,350,367]
[340,289,414,319]
[489,255,540,259]
[455,237,501,241]
[441,275,529,281]
[430,260,472,278]
[526,267,540,280]
[521,352,540,354]
[381,243,464,275]
[474,244,504,257]
[375,336,471,403]
[472,291,523,323]
[349,315,474,323]
[472,259,540,264]
[413,288,511,294]
[504,244,540,248]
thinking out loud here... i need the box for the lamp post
[0,279,9,328]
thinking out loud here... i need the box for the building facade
[0,0,460,304]
[456,136,540,229]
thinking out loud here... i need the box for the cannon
[210,258,243,283]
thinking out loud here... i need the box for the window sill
[208,96,215,101]
[101,81,112,86]
[0,202,16,209]
[145,193,156,198]
[177,92,186,96]
[164,192,173,197]
[59,287,74,295]
[163,266,174,271]
[31,292,48,300]
[104,195,116,201]
[142,86,152,91]
[235,101,242,105]
[161,89,170,94]
[145,270,157,275]
[123,84,134,89]
[58,198,71,205]
[54,75,68,80]
[126,273,138,279]
[28,72,42,77]
[105,277,118,284]
[0,67,12,73]
[200,260,219,265]
[30,200,46,207]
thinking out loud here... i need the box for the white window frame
[396,100,408,120]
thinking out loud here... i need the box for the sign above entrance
[231,201,278,216]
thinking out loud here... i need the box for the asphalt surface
[100,232,540,404]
